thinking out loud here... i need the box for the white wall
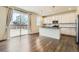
[0,7,8,40]
[43,12,77,36]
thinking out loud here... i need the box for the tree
[13,15,28,25]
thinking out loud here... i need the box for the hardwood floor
[0,33,78,52]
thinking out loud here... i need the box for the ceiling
[17,6,77,16]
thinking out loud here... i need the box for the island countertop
[39,27,60,39]
[41,26,60,29]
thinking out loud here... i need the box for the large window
[9,10,29,37]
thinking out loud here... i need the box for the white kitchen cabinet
[39,27,60,39]
[44,12,76,36]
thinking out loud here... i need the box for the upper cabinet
[60,12,76,23]
[44,12,76,24]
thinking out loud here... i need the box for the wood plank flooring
[0,33,78,52]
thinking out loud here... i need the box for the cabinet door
[61,13,76,23]
[60,28,76,36]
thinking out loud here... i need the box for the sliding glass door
[9,10,29,38]
[20,13,29,36]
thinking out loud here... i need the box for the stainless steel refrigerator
[76,15,79,43]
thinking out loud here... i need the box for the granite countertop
[41,26,60,29]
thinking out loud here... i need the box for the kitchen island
[39,27,60,39]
